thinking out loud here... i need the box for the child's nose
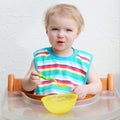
[57,30,64,38]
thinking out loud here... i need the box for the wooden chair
[7,73,114,100]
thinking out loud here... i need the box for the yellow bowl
[41,93,78,114]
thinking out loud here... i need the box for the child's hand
[29,70,41,85]
[71,85,88,100]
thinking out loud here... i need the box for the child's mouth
[57,41,64,43]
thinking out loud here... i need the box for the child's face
[46,15,79,53]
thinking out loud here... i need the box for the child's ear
[76,31,80,38]
[46,27,48,34]
[74,31,80,40]
[77,30,80,36]
[46,30,48,34]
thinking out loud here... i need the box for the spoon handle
[38,73,68,88]
[38,73,56,81]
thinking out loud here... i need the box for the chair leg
[8,74,14,91]
[107,73,114,90]
[13,78,23,91]
[101,78,107,90]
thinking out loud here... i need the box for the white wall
[0,0,120,101]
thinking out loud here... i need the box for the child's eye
[66,29,72,32]
[51,28,58,31]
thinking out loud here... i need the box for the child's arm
[22,60,40,92]
[85,64,102,94]
[71,64,102,100]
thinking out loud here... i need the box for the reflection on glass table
[1,73,120,120]
[1,90,120,120]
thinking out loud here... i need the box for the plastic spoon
[38,73,68,88]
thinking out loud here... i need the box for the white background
[0,0,120,106]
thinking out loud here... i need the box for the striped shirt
[34,47,93,95]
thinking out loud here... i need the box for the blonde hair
[44,3,84,32]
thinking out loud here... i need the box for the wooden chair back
[7,73,114,100]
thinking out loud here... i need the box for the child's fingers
[70,85,78,91]
[71,85,87,100]
[31,70,39,76]
[71,85,81,93]
[70,86,75,92]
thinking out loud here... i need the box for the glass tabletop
[1,89,120,120]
